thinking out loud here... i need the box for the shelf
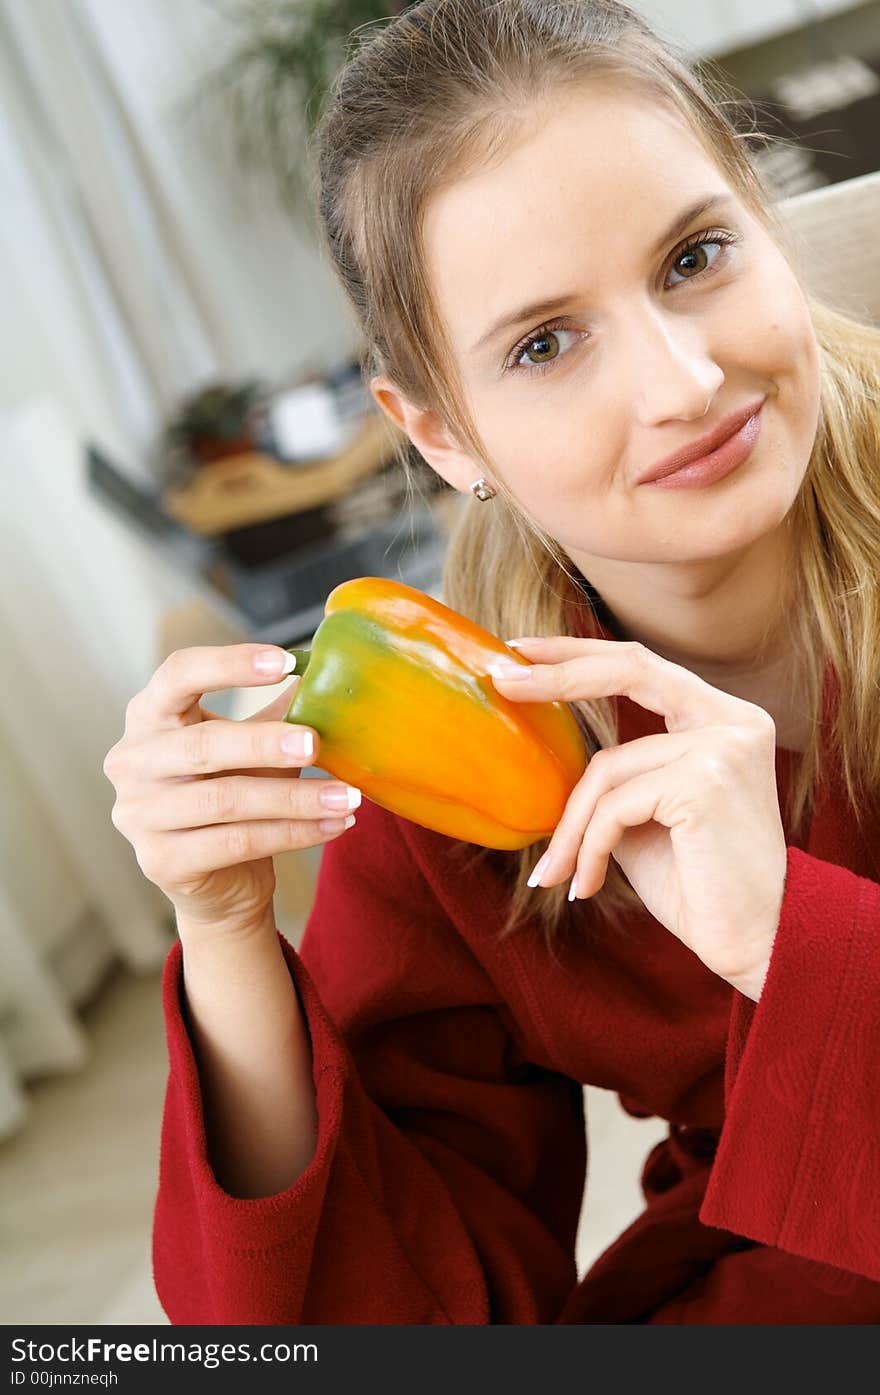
[161,411,404,535]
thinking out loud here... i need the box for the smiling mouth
[636,398,766,486]
[637,405,765,490]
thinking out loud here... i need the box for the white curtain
[1,0,216,471]
[0,0,357,1137]
[0,396,178,1138]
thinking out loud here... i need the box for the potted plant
[164,379,269,466]
[194,1,408,217]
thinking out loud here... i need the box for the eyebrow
[470,192,736,357]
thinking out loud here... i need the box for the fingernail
[281,729,314,759]
[527,851,551,888]
[488,660,530,681]
[254,649,296,675]
[320,784,362,812]
[568,872,579,901]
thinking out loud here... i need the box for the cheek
[747,294,825,496]
[767,306,821,444]
[475,396,594,499]
[736,261,821,441]
[747,262,819,387]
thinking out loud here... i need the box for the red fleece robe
[152,600,880,1325]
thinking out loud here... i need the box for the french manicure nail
[254,649,296,675]
[281,729,314,759]
[527,851,551,888]
[568,873,579,901]
[319,784,362,812]
[488,660,530,680]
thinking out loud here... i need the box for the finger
[194,683,308,780]
[139,814,357,887]
[570,765,670,899]
[130,773,361,832]
[505,636,622,660]
[489,638,741,732]
[122,718,318,783]
[529,727,719,887]
[125,644,298,737]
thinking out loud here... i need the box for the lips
[636,398,766,486]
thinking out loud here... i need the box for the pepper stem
[285,647,312,677]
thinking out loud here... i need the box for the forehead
[421,89,726,341]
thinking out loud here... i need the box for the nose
[620,305,724,425]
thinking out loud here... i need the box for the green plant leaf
[194,0,406,215]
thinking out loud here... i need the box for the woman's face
[411,87,821,575]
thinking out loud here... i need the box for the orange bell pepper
[283,576,586,850]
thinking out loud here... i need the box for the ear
[369,375,493,497]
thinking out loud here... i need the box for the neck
[571,520,795,679]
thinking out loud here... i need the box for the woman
[109,0,880,1322]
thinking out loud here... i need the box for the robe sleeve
[700,845,880,1282]
[151,798,586,1324]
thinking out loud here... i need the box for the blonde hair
[313,0,880,961]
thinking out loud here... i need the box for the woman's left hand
[488,636,789,1000]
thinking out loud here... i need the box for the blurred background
[1,0,878,1324]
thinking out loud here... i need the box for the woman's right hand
[102,643,361,940]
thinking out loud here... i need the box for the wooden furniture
[779,169,880,325]
[161,410,403,535]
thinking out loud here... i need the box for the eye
[664,229,738,289]
[503,227,740,379]
[506,321,585,376]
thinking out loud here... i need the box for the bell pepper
[282,576,587,850]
